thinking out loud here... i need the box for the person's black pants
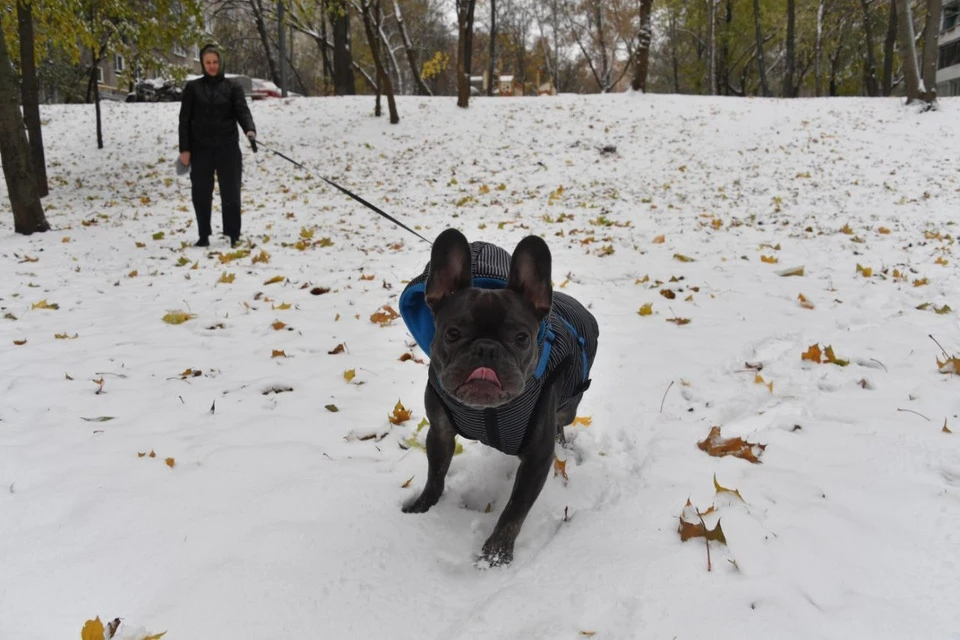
[190,143,242,239]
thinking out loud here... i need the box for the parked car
[251,78,282,99]
[126,78,182,103]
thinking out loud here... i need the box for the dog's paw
[402,493,439,514]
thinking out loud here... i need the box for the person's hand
[247,131,257,153]
[246,131,256,140]
[180,151,190,166]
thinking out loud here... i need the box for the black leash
[254,139,431,244]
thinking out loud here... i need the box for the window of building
[97,66,104,83]
[173,42,187,57]
[114,54,125,72]
[945,3,960,31]
[939,40,960,69]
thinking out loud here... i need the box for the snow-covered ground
[1,94,959,639]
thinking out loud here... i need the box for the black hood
[199,44,225,79]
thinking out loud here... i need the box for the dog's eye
[445,328,461,342]
[515,332,530,347]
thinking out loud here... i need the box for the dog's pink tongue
[466,367,501,387]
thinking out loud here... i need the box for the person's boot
[230,235,240,248]
[195,236,209,247]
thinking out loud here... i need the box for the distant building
[938,1,960,96]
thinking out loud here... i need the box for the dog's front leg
[479,390,558,567]
[403,383,456,514]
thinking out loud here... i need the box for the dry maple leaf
[823,345,849,366]
[271,321,287,331]
[370,304,400,326]
[360,274,376,281]
[652,235,666,244]
[856,263,873,278]
[572,416,592,427]
[678,499,727,543]
[673,253,695,262]
[777,266,805,277]
[105,618,122,638]
[162,311,196,325]
[797,293,815,310]
[271,350,287,358]
[553,455,568,481]
[878,227,891,234]
[660,289,676,300]
[944,420,953,434]
[325,404,339,412]
[81,617,105,640]
[697,426,765,463]
[666,317,691,325]
[13,338,26,345]
[328,343,346,354]
[801,344,822,363]
[343,369,356,382]
[264,275,285,285]
[914,278,930,287]
[218,272,236,284]
[937,356,960,374]
[149,450,156,458]
[713,474,745,502]
[165,457,175,468]
[638,303,653,316]
[760,255,779,264]
[401,475,415,489]
[754,373,774,393]
[388,400,412,424]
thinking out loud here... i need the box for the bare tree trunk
[331,0,357,95]
[17,1,47,198]
[784,0,796,96]
[251,0,282,85]
[921,0,943,104]
[487,0,496,96]
[593,0,612,91]
[456,0,477,108]
[393,0,431,96]
[753,0,770,96]
[815,0,825,96]
[361,0,398,122]
[631,0,654,91]
[91,50,104,149]
[0,28,49,235]
[319,0,334,94]
[882,0,897,95]
[707,0,717,95]
[670,9,680,92]
[859,0,881,96]
[895,0,922,103]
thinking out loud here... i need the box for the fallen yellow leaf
[388,400,412,424]
[638,303,653,316]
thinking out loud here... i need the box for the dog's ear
[425,228,472,310]
[507,235,552,321]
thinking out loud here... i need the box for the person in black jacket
[179,44,256,248]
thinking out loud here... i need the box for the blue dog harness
[399,242,599,455]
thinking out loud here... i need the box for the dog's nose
[473,339,500,362]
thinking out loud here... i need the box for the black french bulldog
[400,228,599,567]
